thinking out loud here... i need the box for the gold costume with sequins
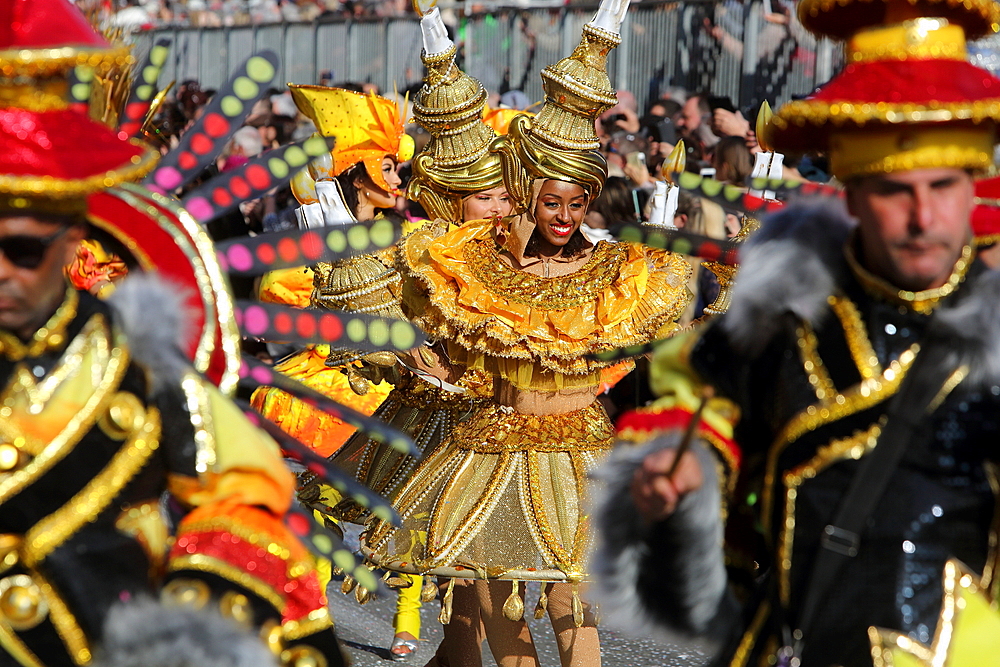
[361,217,691,581]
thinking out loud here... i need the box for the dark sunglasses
[0,226,72,270]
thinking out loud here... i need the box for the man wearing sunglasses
[0,216,85,342]
[0,2,351,666]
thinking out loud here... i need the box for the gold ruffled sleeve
[399,219,692,376]
[258,267,315,308]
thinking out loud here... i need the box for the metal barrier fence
[133,1,842,115]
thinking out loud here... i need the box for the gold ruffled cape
[399,217,692,379]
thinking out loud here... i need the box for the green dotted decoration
[312,533,333,554]
[74,65,94,83]
[268,157,289,179]
[390,437,411,453]
[700,178,723,197]
[142,65,159,84]
[71,83,91,101]
[246,56,276,83]
[347,224,371,251]
[390,320,416,349]
[284,146,308,167]
[233,76,259,100]
[354,566,378,592]
[618,226,642,243]
[353,494,371,509]
[371,505,394,523]
[346,318,367,343]
[369,219,394,248]
[368,432,386,444]
[672,238,692,256]
[303,135,329,156]
[221,95,243,116]
[326,229,347,253]
[135,85,153,101]
[333,550,356,573]
[368,319,390,347]
[645,231,667,249]
[149,45,170,67]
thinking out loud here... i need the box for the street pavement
[329,580,710,667]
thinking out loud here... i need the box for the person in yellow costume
[360,2,693,666]
[251,87,415,458]
[296,6,520,663]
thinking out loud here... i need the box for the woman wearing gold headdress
[250,86,414,458]
[297,8,517,661]
[361,3,692,666]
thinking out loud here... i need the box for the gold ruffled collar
[845,238,973,315]
[0,288,79,362]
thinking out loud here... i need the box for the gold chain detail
[22,409,161,568]
[181,373,216,475]
[0,289,78,362]
[35,572,91,665]
[845,243,973,314]
[463,239,627,311]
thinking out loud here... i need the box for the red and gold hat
[0,1,158,213]
[769,1,1000,180]
[0,0,130,79]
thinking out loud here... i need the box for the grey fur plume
[724,198,855,355]
[94,599,278,667]
[927,267,1000,390]
[107,273,196,391]
[589,436,735,651]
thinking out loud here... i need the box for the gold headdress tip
[0,45,132,79]
[869,559,1000,667]
[756,101,774,152]
[661,139,686,182]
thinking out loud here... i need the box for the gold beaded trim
[0,144,158,199]
[282,607,333,641]
[22,409,161,568]
[168,554,285,611]
[178,517,313,578]
[795,323,838,402]
[0,289,77,362]
[772,98,1000,131]
[828,295,882,378]
[761,345,918,537]
[845,242,973,314]
[0,46,132,79]
[463,239,627,311]
[778,420,884,604]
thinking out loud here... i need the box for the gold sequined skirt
[300,370,491,524]
[361,401,613,581]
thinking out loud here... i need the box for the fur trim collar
[107,273,195,393]
[722,198,854,356]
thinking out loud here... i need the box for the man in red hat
[592,2,1000,666]
[0,2,345,666]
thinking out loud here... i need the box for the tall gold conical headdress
[407,6,507,221]
[492,0,630,211]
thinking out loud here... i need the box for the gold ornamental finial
[755,100,773,153]
[407,6,507,220]
[661,139,686,183]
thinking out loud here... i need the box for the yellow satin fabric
[400,218,692,377]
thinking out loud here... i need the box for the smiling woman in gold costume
[360,2,692,665]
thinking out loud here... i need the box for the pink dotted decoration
[251,366,272,384]
[185,196,213,222]
[226,244,253,272]
[216,251,229,272]
[243,305,269,336]
[154,166,183,190]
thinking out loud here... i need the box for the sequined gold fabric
[303,370,492,524]
[363,401,613,581]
